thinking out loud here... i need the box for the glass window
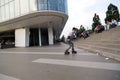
[58,0,63,12]
[37,0,67,13]
[58,0,67,13]
[43,0,48,10]
[64,0,68,13]
[38,0,48,10]
[48,0,57,10]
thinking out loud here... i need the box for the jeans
[66,41,74,52]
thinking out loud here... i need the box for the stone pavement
[0,43,120,80]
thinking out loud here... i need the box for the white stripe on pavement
[0,73,20,80]
[33,58,120,71]
[0,51,96,55]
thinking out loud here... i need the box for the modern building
[0,0,68,47]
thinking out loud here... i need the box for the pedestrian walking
[65,27,77,55]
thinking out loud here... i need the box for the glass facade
[0,0,68,22]
[37,0,68,13]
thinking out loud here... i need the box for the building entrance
[41,28,49,46]
[29,28,39,46]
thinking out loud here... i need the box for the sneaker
[64,51,70,55]
[72,51,77,54]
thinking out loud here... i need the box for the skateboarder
[65,27,77,55]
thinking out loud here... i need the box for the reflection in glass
[37,0,68,13]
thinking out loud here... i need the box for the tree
[92,13,101,31]
[93,13,100,23]
[105,3,120,22]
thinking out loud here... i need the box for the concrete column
[48,27,54,45]
[118,22,120,26]
[39,28,42,46]
[15,28,29,47]
[26,28,30,47]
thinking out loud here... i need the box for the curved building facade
[0,0,68,47]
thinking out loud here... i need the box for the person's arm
[67,36,70,42]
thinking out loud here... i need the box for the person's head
[72,27,77,33]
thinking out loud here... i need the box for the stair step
[76,44,120,55]
[77,39,120,43]
[75,26,120,61]
[77,45,120,61]
[75,42,120,49]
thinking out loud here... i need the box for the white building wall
[15,28,29,47]
[19,0,37,15]
[29,0,37,11]
[0,0,37,22]
[9,0,15,19]
[20,0,29,15]
[15,0,20,17]
[5,1,10,20]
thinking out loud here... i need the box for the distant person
[65,27,77,55]
[94,24,101,33]
[110,18,118,28]
[79,25,89,39]
[105,21,111,30]
[94,23,104,33]
[80,30,89,39]
[79,25,85,38]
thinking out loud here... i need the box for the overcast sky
[61,0,120,37]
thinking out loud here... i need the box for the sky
[61,0,120,37]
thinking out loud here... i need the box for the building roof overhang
[0,11,68,32]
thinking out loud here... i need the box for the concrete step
[76,39,120,44]
[78,35,120,42]
[97,41,120,44]
[77,40,120,44]
[75,41,120,49]
[76,44,120,55]
[75,26,120,61]
[76,45,120,61]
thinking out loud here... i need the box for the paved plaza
[0,43,120,80]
